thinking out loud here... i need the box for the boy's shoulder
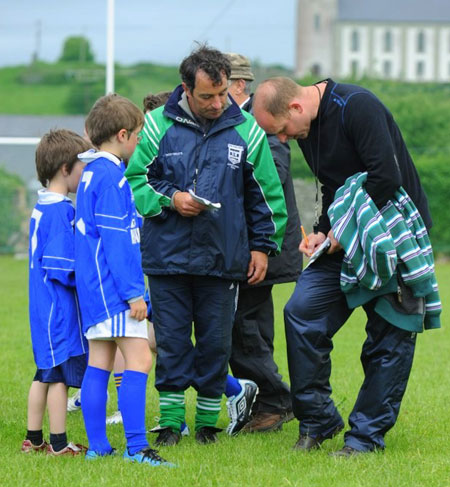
[31,196,74,237]
[33,193,74,219]
[81,152,125,189]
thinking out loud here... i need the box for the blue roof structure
[338,0,450,22]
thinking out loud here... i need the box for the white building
[295,0,450,82]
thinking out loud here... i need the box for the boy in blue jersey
[24,129,91,456]
[75,94,173,466]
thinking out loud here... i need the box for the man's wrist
[170,190,180,210]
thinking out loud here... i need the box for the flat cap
[226,53,255,81]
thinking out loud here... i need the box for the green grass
[0,256,448,486]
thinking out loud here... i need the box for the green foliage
[415,154,450,253]
[0,167,26,253]
[63,73,132,114]
[59,36,95,63]
[0,256,449,486]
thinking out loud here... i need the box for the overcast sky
[1,1,297,68]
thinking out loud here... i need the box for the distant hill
[1,61,449,181]
[0,61,293,116]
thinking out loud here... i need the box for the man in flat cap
[226,52,302,434]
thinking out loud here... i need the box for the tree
[59,36,95,63]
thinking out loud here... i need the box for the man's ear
[288,100,303,114]
[182,82,191,97]
[237,79,246,94]
[61,163,69,176]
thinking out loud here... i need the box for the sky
[1,1,297,69]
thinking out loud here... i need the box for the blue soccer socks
[119,370,149,455]
[81,366,112,455]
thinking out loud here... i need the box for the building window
[416,61,425,77]
[384,31,392,52]
[351,30,360,52]
[383,60,392,77]
[314,14,321,32]
[351,60,359,77]
[417,31,425,53]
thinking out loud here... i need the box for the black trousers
[284,255,416,451]
[229,285,291,413]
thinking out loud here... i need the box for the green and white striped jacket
[328,172,441,332]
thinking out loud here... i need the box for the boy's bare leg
[47,383,68,434]
[27,381,49,430]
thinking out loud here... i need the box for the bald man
[253,77,432,456]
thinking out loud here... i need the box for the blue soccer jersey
[75,150,145,332]
[29,190,87,369]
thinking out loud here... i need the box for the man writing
[253,76,437,456]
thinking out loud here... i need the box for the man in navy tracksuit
[126,46,287,446]
[253,77,432,455]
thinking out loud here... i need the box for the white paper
[303,237,331,269]
[188,189,221,210]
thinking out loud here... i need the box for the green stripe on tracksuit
[159,391,185,432]
[195,395,222,431]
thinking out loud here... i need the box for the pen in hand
[300,225,309,247]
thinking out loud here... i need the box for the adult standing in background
[226,54,302,433]
[253,76,436,456]
[126,45,287,446]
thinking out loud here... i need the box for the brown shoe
[293,424,344,451]
[242,410,294,433]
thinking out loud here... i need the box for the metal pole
[106,0,115,94]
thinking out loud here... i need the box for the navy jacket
[126,86,287,280]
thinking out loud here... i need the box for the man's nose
[211,96,222,109]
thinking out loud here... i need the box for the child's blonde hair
[85,93,145,147]
[35,129,92,187]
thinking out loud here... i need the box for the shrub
[0,167,27,254]
[415,154,450,253]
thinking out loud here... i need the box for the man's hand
[173,192,207,217]
[247,250,268,285]
[299,231,326,257]
[327,229,342,254]
[129,298,147,322]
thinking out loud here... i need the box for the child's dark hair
[35,129,92,187]
[143,91,172,113]
[85,93,145,147]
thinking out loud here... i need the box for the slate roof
[338,0,450,23]
[0,114,84,137]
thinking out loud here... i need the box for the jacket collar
[163,85,245,135]
[37,189,72,205]
[78,149,122,167]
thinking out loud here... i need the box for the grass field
[0,255,448,487]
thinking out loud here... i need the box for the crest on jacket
[227,144,244,169]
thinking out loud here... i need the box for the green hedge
[0,167,27,254]
[415,154,450,254]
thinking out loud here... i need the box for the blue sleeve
[41,224,75,288]
[94,184,145,301]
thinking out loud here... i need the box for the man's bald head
[253,77,301,118]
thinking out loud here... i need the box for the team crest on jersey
[227,144,244,169]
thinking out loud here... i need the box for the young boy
[75,94,173,466]
[24,129,91,456]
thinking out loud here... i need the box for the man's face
[184,69,228,120]
[253,103,311,143]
